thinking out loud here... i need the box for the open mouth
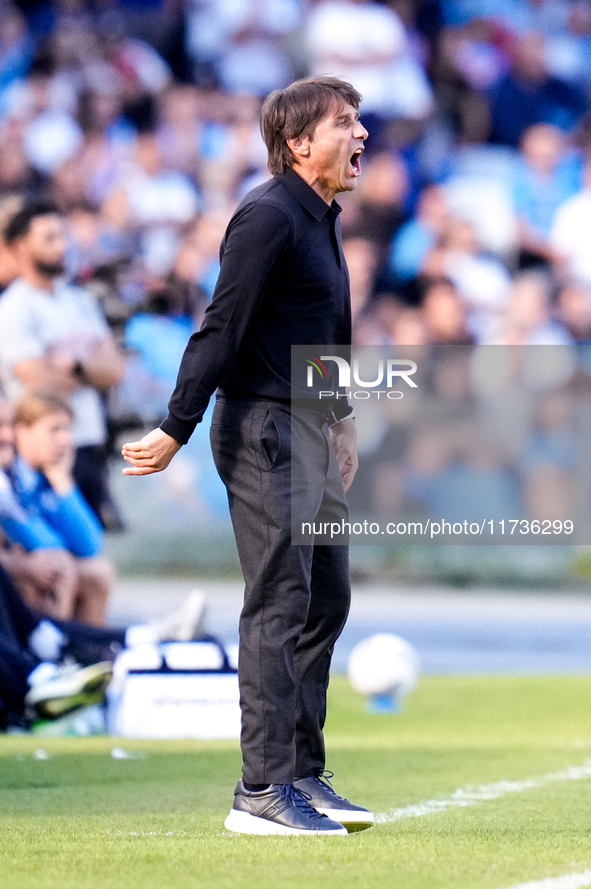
[349,148,363,176]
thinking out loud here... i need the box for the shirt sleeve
[0,471,65,550]
[161,201,292,444]
[75,287,110,341]
[0,294,45,367]
[548,203,573,256]
[39,486,104,558]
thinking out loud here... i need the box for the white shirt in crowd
[0,277,109,447]
[306,0,433,119]
[549,189,591,288]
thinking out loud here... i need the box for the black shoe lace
[276,784,326,822]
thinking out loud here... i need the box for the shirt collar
[275,166,342,221]
[12,455,42,493]
[15,276,61,298]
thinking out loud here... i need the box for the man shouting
[122,76,373,836]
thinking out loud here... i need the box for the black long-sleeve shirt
[160,166,352,445]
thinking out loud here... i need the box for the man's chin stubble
[34,261,65,278]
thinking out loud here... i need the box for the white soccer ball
[348,633,420,699]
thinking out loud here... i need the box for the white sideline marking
[500,871,591,889]
[376,758,591,823]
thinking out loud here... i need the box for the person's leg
[289,431,373,830]
[73,445,106,518]
[289,410,351,777]
[0,559,122,665]
[0,636,38,713]
[0,562,40,646]
[51,616,125,665]
[74,444,124,531]
[294,544,350,779]
[0,559,72,665]
[73,556,112,626]
[211,399,326,785]
[17,549,79,621]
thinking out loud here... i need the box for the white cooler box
[108,640,240,739]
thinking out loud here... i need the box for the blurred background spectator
[0,201,125,530]
[0,389,111,625]
[1,0,591,572]
[2,0,591,363]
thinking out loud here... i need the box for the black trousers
[74,444,123,531]
[210,398,351,784]
[0,563,125,716]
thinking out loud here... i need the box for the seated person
[0,560,207,728]
[0,390,111,625]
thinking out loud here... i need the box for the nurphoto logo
[306,354,418,400]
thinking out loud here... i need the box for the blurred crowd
[1,0,591,622]
[349,344,591,537]
[0,0,591,355]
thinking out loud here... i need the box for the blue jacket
[0,457,103,557]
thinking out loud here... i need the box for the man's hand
[329,417,358,493]
[81,336,126,389]
[122,428,182,476]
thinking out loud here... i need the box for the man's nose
[355,120,369,140]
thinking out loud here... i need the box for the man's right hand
[122,428,182,475]
[15,355,81,393]
[329,417,358,493]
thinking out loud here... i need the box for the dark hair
[261,76,362,175]
[403,275,456,307]
[4,200,61,245]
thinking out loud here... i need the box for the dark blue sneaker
[294,772,374,832]
[224,781,348,835]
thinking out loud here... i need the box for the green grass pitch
[3,675,591,889]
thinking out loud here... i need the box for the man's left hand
[329,417,358,492]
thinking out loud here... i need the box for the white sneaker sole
[317,808,375,832]
[26,663,112,711]
[224,809,348,836]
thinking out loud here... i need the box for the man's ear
[286,134,311,161]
